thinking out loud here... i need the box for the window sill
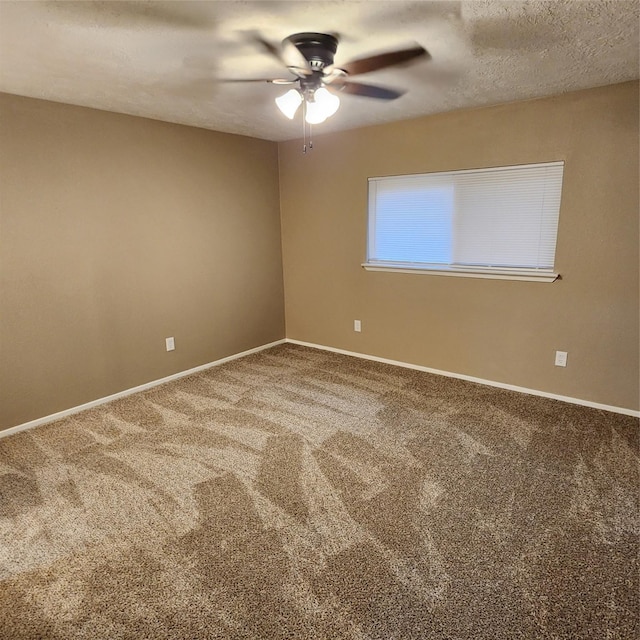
[361,262,559,282]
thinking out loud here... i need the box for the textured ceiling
[0,1,638,141]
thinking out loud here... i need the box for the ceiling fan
[227,32,430,127]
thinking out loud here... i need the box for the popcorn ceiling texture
[0,344,638,638]
[0,0,637,140]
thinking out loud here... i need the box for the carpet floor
[0,343,638,639]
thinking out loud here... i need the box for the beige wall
[2,83,638,430]
[0,93,285,431]
[279,82,639,411]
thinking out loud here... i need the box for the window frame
[363,162,564,283]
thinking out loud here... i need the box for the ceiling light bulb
[315,88,340,118]
[305,88,340,124]
[305,100,328,125]
[275,89,302,119]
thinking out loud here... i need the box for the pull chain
[302,100,307,153]
[301,100,314,153]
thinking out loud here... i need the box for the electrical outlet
[166,337,175,352]
[354,320,362,332]
[555,350,567,367]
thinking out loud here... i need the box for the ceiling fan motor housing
[286,33,338,71]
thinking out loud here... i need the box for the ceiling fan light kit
[276,86,340,124]
[304,88,340,124]
[275,89,303,119]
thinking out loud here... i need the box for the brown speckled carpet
[0,343,638,639]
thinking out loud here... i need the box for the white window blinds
[366,161,564,279]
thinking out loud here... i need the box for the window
[364,161,564,282]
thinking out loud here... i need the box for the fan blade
[281,39,312,73]
[251,35,311,76]
[322,68,348,84]
[220,78,297,85]
[338,45,430,76]
[338,81,405,100]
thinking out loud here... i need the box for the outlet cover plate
[166,337,175,351]
[555,350,567,367]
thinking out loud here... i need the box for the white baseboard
[0,339,287,440]
[3,335,637,440]
[286,339,640,418]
